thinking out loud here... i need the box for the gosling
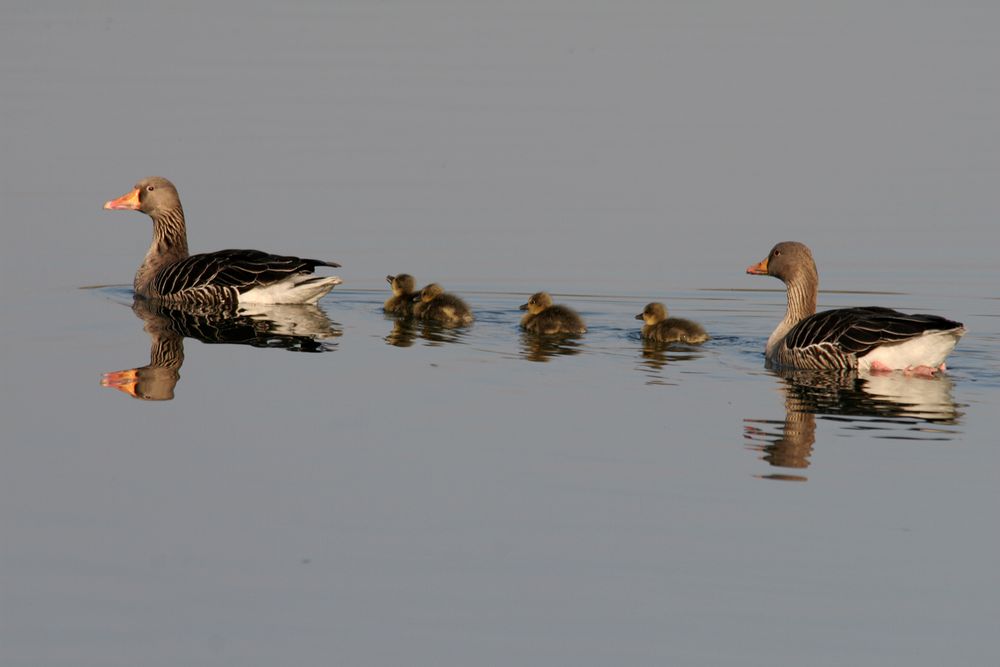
[519,291,586,335]
[412,283,474,326]
[636,302,709,344]
[384,273,417,316]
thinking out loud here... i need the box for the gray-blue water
[2,3,999,666]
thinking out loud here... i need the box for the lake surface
[2,2,999,666]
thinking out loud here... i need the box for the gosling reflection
[383,317,469,347]
[744,369,962,481]
[518,332,583,362]
[636,339,706,384]
[385,318,419,347]
[102,298,340,400]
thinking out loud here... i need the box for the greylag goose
[103,177,342,306]
[519,292,586,335]
[746,241,964,373]
[636,302,709,344]
[412,283,474,326]
[384,273,417,316]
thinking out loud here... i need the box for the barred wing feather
[151,249,339,297]
[784,307,963,358]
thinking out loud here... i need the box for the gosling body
[520,292,586,335]
[384,274,417,316]
[412,283,474,326]
[636,302,709,344]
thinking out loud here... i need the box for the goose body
[412,283,474,326]
[519,292,586,335]
[104,177,342,306]
[384,273,417,316]
[636,302,709,344]
[747,242,964,373]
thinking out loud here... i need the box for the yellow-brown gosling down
[412,283,474,326]
[519,292,586,335]
[636,302,709,344]
[384,273,417,316]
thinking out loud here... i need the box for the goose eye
[146,185,155,192]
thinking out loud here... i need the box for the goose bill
[103,188,141,210]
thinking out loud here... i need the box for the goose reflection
[744,369,962,481]
[102,298,341,400]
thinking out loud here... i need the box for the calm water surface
[2,2,1000,666]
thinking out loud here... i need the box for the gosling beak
[103,187,141,211]
[635,313,644,320]
[386,275,395,285]
[746,257,769,275]
[519,303,529,311]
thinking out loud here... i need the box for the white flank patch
[858,328,965,372]
[238,275,343,305]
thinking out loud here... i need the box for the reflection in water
[102,298,341,400]
[383,317,469,347]
[744,369,962,481]
[419,319,470,346]
[385,318,419,347]
[519,332,583,362]
[636,340,706,385]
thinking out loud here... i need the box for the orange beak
[101,368,140,397]
[103,187,141,211]
[746,257,769,275]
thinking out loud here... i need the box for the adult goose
[747,241,964,373]
[104,177,342,307]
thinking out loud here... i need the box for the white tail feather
[858,328,965,371]
[238,275,343,305]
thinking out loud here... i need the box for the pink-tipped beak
[101,368,139,397]
[104,187,141,210]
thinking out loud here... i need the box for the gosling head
[519,291,553,315]
[636,302,668,325]
[414,283,444,303]
[387,273,416,295]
